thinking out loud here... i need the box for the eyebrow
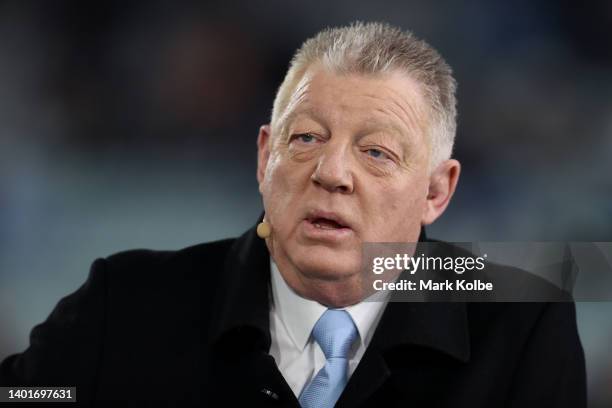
[362,117,404,137]
[358,116,417,153]
[282,106,326,130]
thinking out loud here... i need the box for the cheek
[364,178,428,240]
[262,153,294,197]
[261,156,286,209]
[261,155,310,226]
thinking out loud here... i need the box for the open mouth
[302,211,354,240]
[309,217,347,230]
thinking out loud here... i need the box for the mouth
[308,217,347,230]
[305,210,351,229]
[302,210,354,240]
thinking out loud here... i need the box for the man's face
[257,66,444,304]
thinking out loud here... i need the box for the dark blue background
[0,1,610,405]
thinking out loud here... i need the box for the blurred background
[0,0,610,405]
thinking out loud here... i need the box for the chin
[291,245,361,282]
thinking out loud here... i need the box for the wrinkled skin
[257,66,460,307]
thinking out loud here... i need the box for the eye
[296,133,316,143]
[365,148,388,160]
[290,133,322,145]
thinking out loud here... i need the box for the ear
[257,125,272,189]
[421,159,461,225]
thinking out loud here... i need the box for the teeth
[312,218,343,229]
[314,222,336,230]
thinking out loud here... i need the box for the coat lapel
[208,224,300,406]
[336,301,470,407]
[337,230,471,407]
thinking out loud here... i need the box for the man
[0,22,585,407]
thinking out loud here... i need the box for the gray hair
[271,21,457,168]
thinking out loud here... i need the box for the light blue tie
[299,309,358,408]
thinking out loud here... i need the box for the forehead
[281,66,429,142]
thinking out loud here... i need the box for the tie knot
[312,309,358,360]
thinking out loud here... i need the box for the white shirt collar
[270,258,387,351]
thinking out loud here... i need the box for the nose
[311,139,354,194]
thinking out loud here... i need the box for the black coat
[0,224,586,407]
